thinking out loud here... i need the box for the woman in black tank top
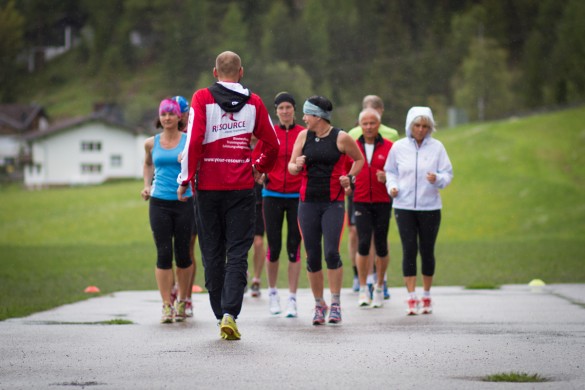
[287,95,364,326]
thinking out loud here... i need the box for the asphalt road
[1,284,584,389]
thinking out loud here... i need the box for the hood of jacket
[405,106,435,139]
[209,82,251,113]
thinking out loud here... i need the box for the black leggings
[354,202,391,257]
[394,209,441,277]
[263,196,302,263]
[149,197,194,270]
[298,201,345,272]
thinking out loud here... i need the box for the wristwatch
[347,175,356,190]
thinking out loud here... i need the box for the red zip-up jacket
[263,123,304,194]
[346,134,393,203]
[178,82,279,190]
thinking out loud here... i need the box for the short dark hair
[307,95,333,112]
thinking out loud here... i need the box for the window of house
[110,154,122,167]
[81,141,102,151]
[81,164,102,174]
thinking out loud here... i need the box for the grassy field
[1,106,584,320]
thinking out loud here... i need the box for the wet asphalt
[1,284,584,389]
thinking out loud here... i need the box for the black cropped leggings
[263,196,302,263]
[149,197,194,270]
[394,209,441,277]
[298,201,345,273]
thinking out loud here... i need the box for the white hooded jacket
[384,107,453,210]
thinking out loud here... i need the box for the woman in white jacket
[384,107,453,315]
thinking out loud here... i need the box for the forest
[1,0,584,129]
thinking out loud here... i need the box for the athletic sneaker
[358,290,371,307]
[220,314,241,340]
[406,298,420,315]
[328,303,342,324]
[161,303,174,324]
[383,280,391,300]
[170,284,178,306]
[185,299,193,317]
[352,276,360,292]
[285,298,298,318]
[250,281,261,298]
[371,288,384,308]
[174,300,187,322]
[312,304,328,325]
[421,296,433,314]
[269,292,281,315]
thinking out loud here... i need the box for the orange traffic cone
[84,285,100,293]
[192,285,204,293]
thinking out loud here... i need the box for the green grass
[1,106,585,320]
[482,372,548,383]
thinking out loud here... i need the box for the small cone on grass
[192,285,204,293]
[84,285,100,293]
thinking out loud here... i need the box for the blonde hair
[215,51,242,78]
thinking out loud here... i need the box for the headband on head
[159,99,182,117]
[274,92,296,108]
[303,101,331,121]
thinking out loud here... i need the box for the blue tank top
[151,133,192,200]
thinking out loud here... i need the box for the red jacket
[178,83,279,190]
[347,135,393,203]
[263,123,304,194]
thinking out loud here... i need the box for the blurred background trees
[2,0,583,129]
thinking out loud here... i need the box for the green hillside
[1,106,584,319]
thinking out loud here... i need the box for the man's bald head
[214,51,243,81]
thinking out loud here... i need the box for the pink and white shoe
[421,296,433,314]
[406,298,420,315]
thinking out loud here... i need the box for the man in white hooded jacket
[384,106,453,315]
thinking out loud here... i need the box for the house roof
[0,104,47,132]
[24,111,141,141]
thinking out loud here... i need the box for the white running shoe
[269,293,281,315]
[358,289,371,307]
[371,288,384,308]
[285,298,298,318]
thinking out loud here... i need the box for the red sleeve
[179,90,206,185]
[251,98,279,173]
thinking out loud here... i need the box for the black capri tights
[263,197,302,263]
[354,202,391,257]
[298,201,345,273]
[149,197,194,270]
[394,209,441,277]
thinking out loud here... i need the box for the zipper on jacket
[283,130,288,192]
[414,141,419,209]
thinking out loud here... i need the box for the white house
[24,113,149,188]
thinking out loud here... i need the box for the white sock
[366,274,374,284]
[268,287,278,296]
[288,293,296,301]
[423,290,431,297]
[409,292,417,300]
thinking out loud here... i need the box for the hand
[141,187,151,201]
[376,170,386,183]
[295,155,306,172]
[177,185,188,202]
[426,172,437,184]
[389,187,398,198]
[177,152,183,163]
[339,175,350,190]
[253,165,265,184]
